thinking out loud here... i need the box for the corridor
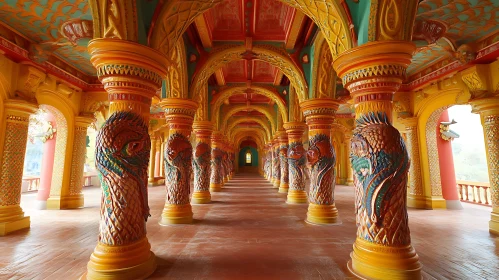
[1,173,498,279]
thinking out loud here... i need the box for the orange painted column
[192,121,213,204]
[159,98,198,225]
[334,41,421,279]
[436,110,462,209]
[154,150,160,177]
[300,99,340,225]
[83,39,168,279]
[0,100,38,236]
[283,122,308,204]
[36,112,57,206]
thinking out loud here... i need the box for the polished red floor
[1,173,498,279]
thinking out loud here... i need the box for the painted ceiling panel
[0,0,94,75]
[410,0,499,76]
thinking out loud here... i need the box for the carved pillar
[148,136,157,184]
[0,100,37,236]
[334,41,421,279]
[268,143,274,183]
[210,132,224,192]
[471,97,499,235]
[344,135,354,186]
[277,131,289,193]
[84,39,167,279]
[159,98,197,225]
[192,121,213,204]
[400,117,425,208]
[159,139,165,177]
[283,122,307,204]
[66,116,94,209]
[272,138,281,188]
[300,99,340,224]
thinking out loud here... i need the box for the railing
[83,173,98,187]
[22,177,40,192]
[456,180,492,207]
[21,173,99,193]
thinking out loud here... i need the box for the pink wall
[37,112,56,201]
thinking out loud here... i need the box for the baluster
[478,186,483,204]
[465,185,469,202]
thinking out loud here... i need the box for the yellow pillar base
[286,190,308,204]
[191,191,211,204]
[46,194,84,210]
[348,238,421,280]
[407,194,426,209]
[490,207,499,235]
[278,183,289,193]
[306,203,339,225]
[83,238,156,280]
[424,196,446,209]
[210,183,223,192]
[0,205,30,236]
[273,179,280,188]
[159,203,193,225]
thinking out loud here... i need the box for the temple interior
[1,0,499,279]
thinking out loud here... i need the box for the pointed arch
[225,117,272,142]
[220,105,276,133]
[191,45,308,120]
[211,85,288,124]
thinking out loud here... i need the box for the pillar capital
[75,115,95,129]
[333,41,415,97]
[4,99,38,119]
[88,39,168,118]
[333,41,415,122]
[160,98,198,133]
[283,122,307,137]
[300,98,340,128]
[399,116,419,129]
[470,97,499,117]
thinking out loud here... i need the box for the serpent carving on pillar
[279,145,289,184]
[272,148,281,181]
[288,142,306,191]
[210,147,223,184]
[193,141,211,192]
[95,111,150,246]
[350,112,411,246]
[307,134,336,205]
[164,132,192,205]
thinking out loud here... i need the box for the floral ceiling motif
[0,0,95,75]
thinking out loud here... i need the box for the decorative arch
[164,36,188,98]
[225,117,272,142]
[36,87,77,208]
[415,87,471,204]
[211,85,288,124]
[233,130,266,149]
[150,0,352,59]
[311,33,337,99]
[219,105,276,133]
[191,45,308,120]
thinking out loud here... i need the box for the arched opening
[238,139,259,173]
[448,105,491,207]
